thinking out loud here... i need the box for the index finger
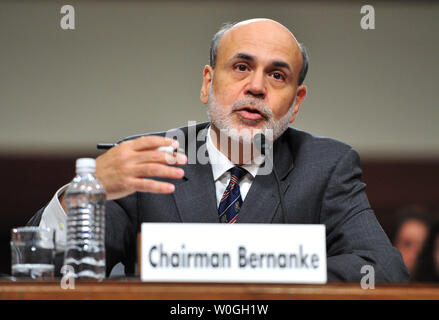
[128,136,179,151]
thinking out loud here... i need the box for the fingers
[131,163,185,180]
[96,135,187,200]
[130,178,176,194]
[126,136,179,151]
[133,149,187,166]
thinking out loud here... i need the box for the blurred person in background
[411,221,439,282]
[392,206,431,274]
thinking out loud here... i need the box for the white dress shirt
[205,126,261,207]
[40,126,263,250]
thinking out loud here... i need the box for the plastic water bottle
[64,158,106,280]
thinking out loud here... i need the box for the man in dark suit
[29,19,409,282]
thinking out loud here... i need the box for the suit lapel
[237,133,294,223]
[171,123,219,222]
[172,162,219,222]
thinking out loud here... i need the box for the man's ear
[289,85,307,123]
[200,65,213,104]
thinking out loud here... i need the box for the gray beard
[206,85,294,143]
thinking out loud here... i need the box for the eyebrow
[233,52,255,61]
[272,60,292,72]
[231,52,292,72]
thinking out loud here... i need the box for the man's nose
[245,70,266,99]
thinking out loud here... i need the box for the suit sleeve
[320,148,409,282]
[104,194,138,276]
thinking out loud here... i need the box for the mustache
[231,98,273,120]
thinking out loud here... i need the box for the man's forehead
[218,20,301,67]
[230,18,295,39]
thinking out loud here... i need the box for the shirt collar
[206,126,263,181]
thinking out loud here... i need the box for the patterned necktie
[218,166,247,224]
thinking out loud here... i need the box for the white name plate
[141,223,327,284]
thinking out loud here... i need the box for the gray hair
[209,22,309,85]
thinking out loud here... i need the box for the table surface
[0,279,438,300]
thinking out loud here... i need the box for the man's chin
[225,126,265,144]
[212,116,271,143]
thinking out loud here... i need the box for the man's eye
[236,64,248,72]
[272,72,285,81]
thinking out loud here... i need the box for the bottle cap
[76,158,96,173]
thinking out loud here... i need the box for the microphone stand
[254,134,288,224]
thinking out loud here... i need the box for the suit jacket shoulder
[285,126,355,165]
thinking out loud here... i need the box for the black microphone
[253,133,288,224]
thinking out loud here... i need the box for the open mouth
[235,106,266,121]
